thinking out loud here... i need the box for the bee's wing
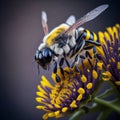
[66,15,76,26]
[41,11,49,35]
[64,4,109,34]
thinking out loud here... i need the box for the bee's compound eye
[38,52,43,59]
[35,50,42,60]
[42,48,52,63]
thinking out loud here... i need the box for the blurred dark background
[0,0,120,120]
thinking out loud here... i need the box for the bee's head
[35,48,53,70]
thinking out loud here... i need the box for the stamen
[70,100,77,108]
[81,74,87,83]
[62,107,68,113]
[86,83,93,89]
[77,88,85,94]
[92,70,98,79]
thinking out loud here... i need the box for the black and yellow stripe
[84,29,97,41]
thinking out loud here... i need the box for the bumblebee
[35,4,109,82]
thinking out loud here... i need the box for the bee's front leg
[70,55,80,73]
[53,61,61,82]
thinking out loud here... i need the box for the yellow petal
[43,113,48,120]
[48,112,55,117]
[96,46,105,57]
[37,85,47,94]
[36,91,48,98]
[104,31,110,41]
[98,32,106,45]
[41,76,53,88]
[107,27,114,40]
[36,106,47,110]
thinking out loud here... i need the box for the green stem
[94,97,120,114]
[69,109,85,120]
[92,74,103,98]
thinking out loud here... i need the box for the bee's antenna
[37,64,40,75]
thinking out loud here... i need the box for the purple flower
[36,58,101,120]
[97,24,120,90]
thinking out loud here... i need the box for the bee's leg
[53,61,61,82]
[93,46,97,58]
[59,57,71,76]
[85,40,101,46]
[70,55,80,73]
[59,57,65,77]
[85,51,92,59]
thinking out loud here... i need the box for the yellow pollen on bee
[45,24,68,46]
[117,62,120,70]
[92,70,98,79]
[70,100,77,108]
[77,88,85,94]
[81,74,87,83]
[86,83,93,89]
[62,107,68,113]
[77,94,83,101]
[115,81,120,85]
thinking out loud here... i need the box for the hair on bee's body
[35,4,109,82]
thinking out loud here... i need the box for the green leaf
[97,110,111,120]
[69,110,85,120]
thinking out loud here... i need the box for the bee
[35,4,109,82]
